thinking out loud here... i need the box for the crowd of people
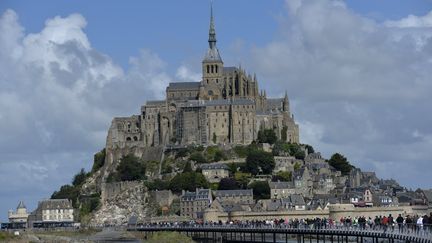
[139,212,432,236]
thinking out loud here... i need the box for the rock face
[90,181,152,226]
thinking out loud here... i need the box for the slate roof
[269,181,295,189]
[203,47,222,62]
[17,201,26,209]
[422,190,432,203]
[201,163,229,170]
[184,99,255,108]
[167,82,201,90]
[181,191,197,201]
[38,199,73,210]
[214,189,253,197]
[266,200,282,211]
[223,67,238,73]
[290,194,306,205]
[146,100,166,106]
[196,189,211,200]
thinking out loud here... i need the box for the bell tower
[201,2,224,99]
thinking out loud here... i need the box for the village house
[201,163,229,183]
[269,181,296,199]
[214,189,254,204]
[180,188,212,219]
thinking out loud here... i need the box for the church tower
[201,3,224,100]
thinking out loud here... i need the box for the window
[207,65,210,73]
[215,65,218,73]
[211,65,214,73]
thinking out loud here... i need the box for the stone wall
[204,209,329,222]
[101,181,142,202]
[328,204,431,220]
[91,182,150,226]
[204,204,432,222]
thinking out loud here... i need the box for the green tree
[169,172,209,193]
[190,152,207,163]
[145,179,170,191]
[183,161,193,173]
[294,162,302,171]
[218,177,239,190]
[281,126,288,142]
[248,181,270,200]
[213,150,226,162]
[245,150,275,175]
[272,171,292,182]
[304,144,315,154]
[294,150,305,160]
[234,172,252,189]
[92,148,106,173]
[51,185,80,207]
[227,163,238,175]
[257,129,277,144]
[328,153,353,175]
[175,148,189,158]
[234,145,248,158]
[72,168,88,186]
[114,154,146,181]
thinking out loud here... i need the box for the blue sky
[0,0,432,221]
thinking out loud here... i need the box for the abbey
[106,7,299,149]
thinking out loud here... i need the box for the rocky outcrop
[90,181,153,226]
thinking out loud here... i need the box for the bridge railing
[130,222,432,239]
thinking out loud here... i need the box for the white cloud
[175,65,201,82]
[385,10,432,28]
[0,9,176,218]
[245,0,432,188]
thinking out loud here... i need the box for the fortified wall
[204,204,432,222]
[101,181,143,202]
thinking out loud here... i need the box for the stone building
[214,189,254,204]
[273,156,298,174]
[105,5,299,151]
[180,188,212,219]
[8,201,29,223]
[28,199,74,223]
[201,163,229,183]
[269,181,296,199]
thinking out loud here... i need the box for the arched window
[215,65,218,73]
[207,65,210,73]
[211,65,214,73]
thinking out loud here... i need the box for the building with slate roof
[8,201,29,223]
[269,181,296,199]
[180,188,212,219]
[28,199,74,225]
[106,3,299,149]
[201,163,229,183]
[214,189,254,204]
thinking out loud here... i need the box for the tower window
[211,65,214,73]
[207,65,210,73]
[215,65,218,73]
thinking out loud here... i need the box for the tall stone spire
[208,1,217,49]
[203,1,222,63]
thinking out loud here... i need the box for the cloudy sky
[1,0,432,220]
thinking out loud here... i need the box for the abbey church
[106,6,299,149]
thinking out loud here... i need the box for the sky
[0,0,432,221]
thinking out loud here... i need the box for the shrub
[248,181,270,200]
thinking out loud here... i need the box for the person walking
[417,215,423,235]
[396,214,404,233]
